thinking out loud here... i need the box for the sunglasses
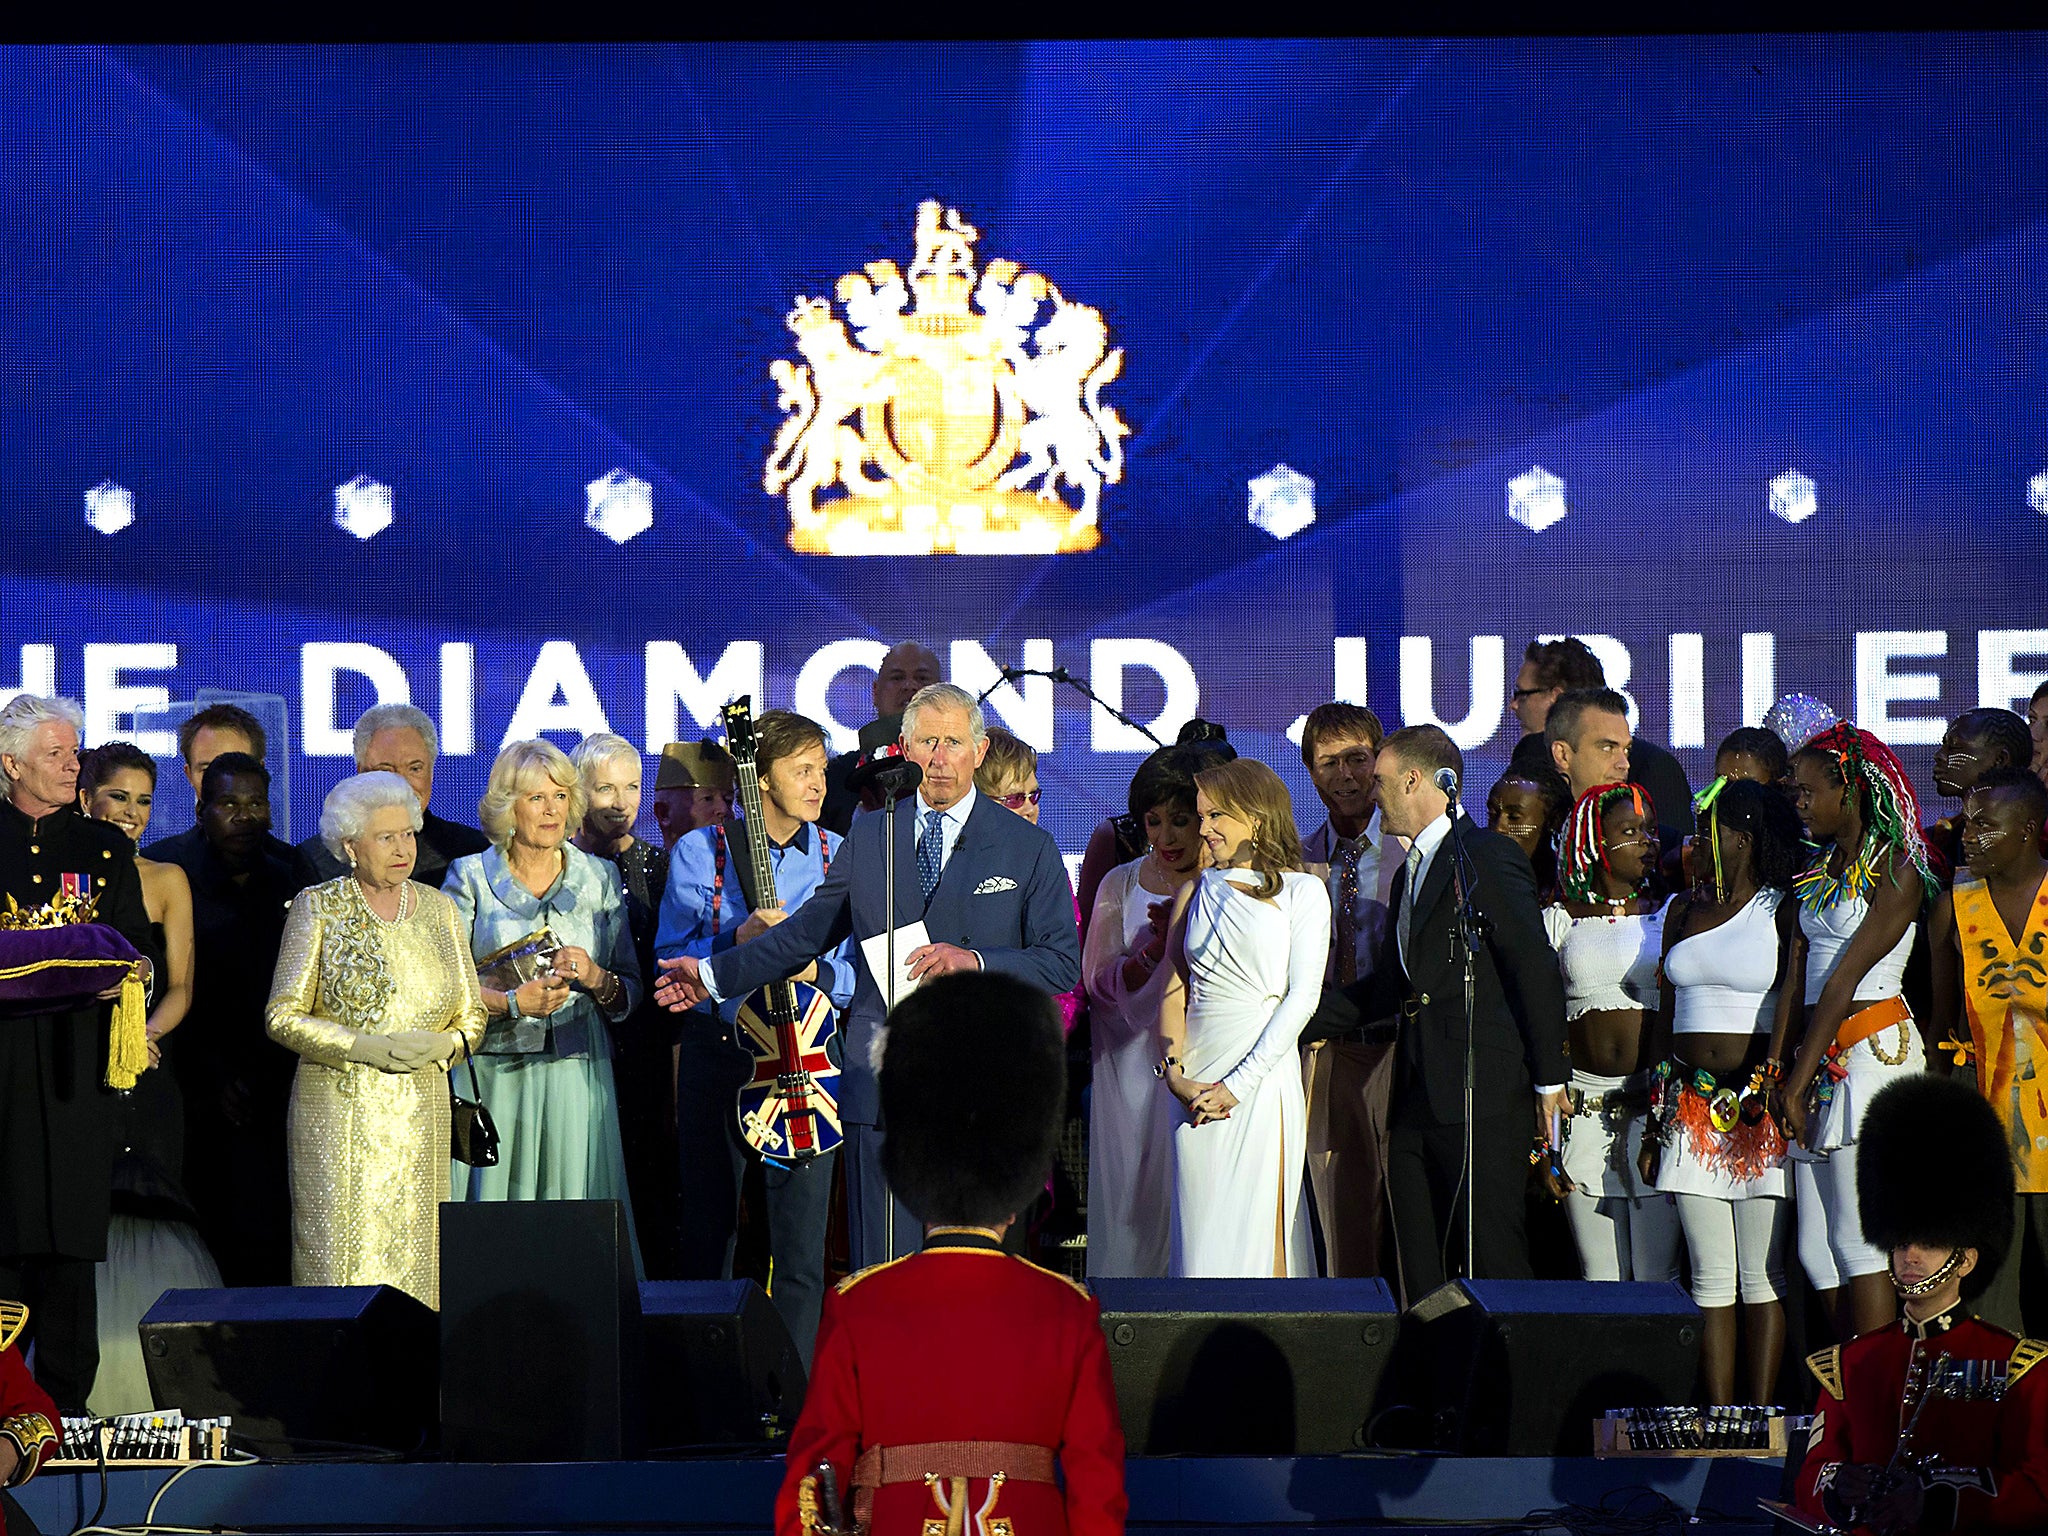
[996,788,1043,809]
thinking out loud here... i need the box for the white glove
[385,1030,457,1071]
[346,1034,410,1073]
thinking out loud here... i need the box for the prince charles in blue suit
[657,683,1080,1266]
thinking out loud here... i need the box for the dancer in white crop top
[1540,782,1679,1286]
[1774,724,1941,1341]
[1641,777,1805,1406]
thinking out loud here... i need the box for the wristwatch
[505,988,523,1020]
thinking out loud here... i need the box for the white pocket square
[972,876,1019,895]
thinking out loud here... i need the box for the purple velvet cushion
[0,924,142,1010]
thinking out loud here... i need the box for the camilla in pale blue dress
[442,742,644,1272]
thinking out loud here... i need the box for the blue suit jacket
[705,793,1080,1124]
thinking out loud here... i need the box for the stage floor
[15,1452,1786,1535]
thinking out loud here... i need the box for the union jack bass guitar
[723,697,843,1164]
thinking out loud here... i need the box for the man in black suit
[1508,636,1691,828]
[818,640,940,835]
[294,703,488,886]
[147,701,297,867]
[1366,725,1568,1302]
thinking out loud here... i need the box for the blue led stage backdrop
[3,39,2047,851]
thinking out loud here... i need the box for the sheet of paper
[861,920,931,1010]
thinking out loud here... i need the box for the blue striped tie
[918,809,946,904]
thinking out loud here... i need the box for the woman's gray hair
[899,682,986,747]
[352,703,439,766]
[320,771,424,860]
[0,695,85,771]
[571,731,641,784]
[478,739,588,850]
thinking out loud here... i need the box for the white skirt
[1562,1069,1656,1200]
[1653,1072,1789,1201]
[1794,1006,1924,1159]
[89,1214,223,1418]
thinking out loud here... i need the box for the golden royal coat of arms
[765,201,1128,555]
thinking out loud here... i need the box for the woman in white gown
[1081,749,1209,1276]
[1159,759,1331,1278]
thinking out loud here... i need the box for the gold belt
[851,1440,1058,1532]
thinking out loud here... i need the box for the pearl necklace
[360,879,413,927]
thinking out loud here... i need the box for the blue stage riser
[15,1455,1784,1534]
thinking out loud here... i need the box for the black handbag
[450,1037,500,1168]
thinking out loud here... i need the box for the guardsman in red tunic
[1791,1076,2048,1534]
[775,972,1125,1536]
[2,1300,62,1536]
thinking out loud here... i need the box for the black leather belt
[1329,1021,1398,1046]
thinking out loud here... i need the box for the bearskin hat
[879,972,1065,1228]
[1857,1073,2015,1298]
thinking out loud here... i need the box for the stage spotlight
[586,469,654,545]
[334,474,394,540]
[1769,467,1817,525]
[1247,463,1316,540]
[1507,464,1567,532]
[84,479,134,535]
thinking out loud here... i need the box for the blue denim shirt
[654,818,855,1028]
[444,843,643,1057]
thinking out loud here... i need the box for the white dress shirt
[914,783,978,875]
[1305,809,1387,985]
[1395,811,1453,978]
[1397,809,1563,1098]
[701,785,983,1003]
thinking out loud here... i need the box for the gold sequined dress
[265,877,486,1308]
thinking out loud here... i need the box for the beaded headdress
[1558,781,1654,903]
[1794,723,1938,906]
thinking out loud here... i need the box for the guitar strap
[714,818,832,930]
[717,819,763,917]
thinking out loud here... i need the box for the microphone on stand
[847,749,923,799]
[1434,766,1461,800]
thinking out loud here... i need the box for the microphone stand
[1442,788,1488,1281]
[882,780,909,1264]
[847,753,923,1267]
[977,665,1165,749]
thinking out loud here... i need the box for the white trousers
[1675,1192,1789,1307]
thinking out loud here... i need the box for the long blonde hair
[1194,758,1305,899]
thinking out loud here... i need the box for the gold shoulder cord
[1805,1344,1845,1401]
[2008,1338,2048,1386]
[836,1254,914,1295]
[1017,1258,1093,1300]
[0,1301,26,1355]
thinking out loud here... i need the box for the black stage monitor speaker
[440,1198,644,1461]
[1406,1279,1702,1455]
[140,1284,437,1456]
[639,1281,807,1449]
[1091,1278,1400,1454]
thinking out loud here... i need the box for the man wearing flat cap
[1790,1074,2048,1535]
[777,973,1124,1536]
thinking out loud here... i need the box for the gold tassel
[106,973,149,1090]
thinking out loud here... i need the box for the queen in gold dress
[266,772,486,1308]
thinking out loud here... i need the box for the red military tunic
[1794,1310,2048,1533]
[2,1303,61,1536]
[775,1230,1125,1536]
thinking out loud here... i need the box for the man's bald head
[874,642,942,717]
